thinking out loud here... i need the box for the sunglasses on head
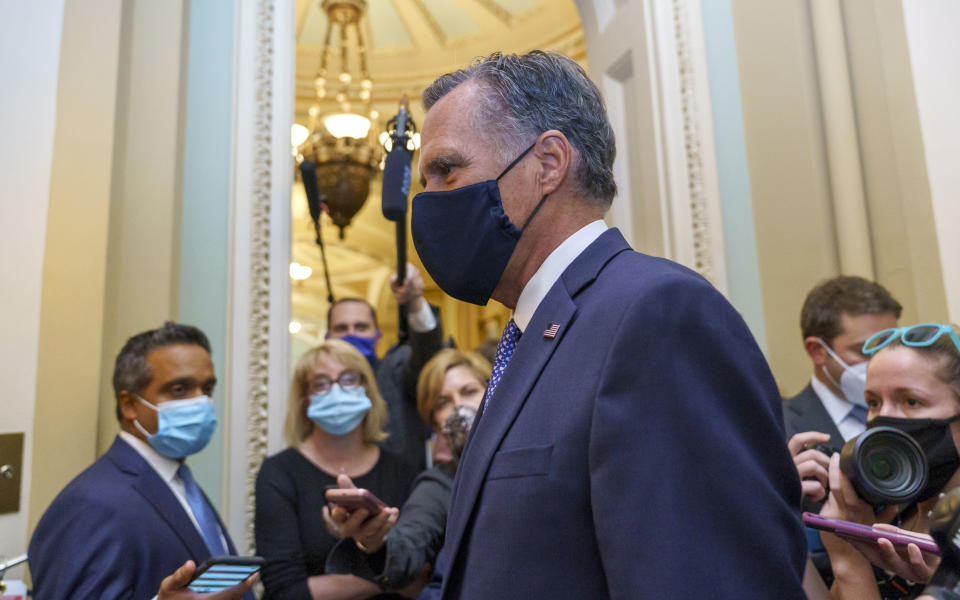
[862,323,960,356]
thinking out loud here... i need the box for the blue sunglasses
[863,323,960,356]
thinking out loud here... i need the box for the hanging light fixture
[295,0,379,239]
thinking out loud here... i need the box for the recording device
[187,556,264,593]
[380,96,417,342]
[299,160,335,304]
[922,488,960,599]
[809,426,929,506]
[802,512,940,555]
[325,487,386,516]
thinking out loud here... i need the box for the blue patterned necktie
[848,404,868,425]
[177,464,228,556]
[484,319,521,408]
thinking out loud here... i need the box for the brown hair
[284,339,388,446]
[882,324,960,398]
[416,349,492,427]
[800,276,902,342]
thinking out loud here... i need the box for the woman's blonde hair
[416,349,492,427]
[284,339,389,446]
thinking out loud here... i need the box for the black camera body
[922,488,960,599]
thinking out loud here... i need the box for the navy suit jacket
[29,436,237,600]
[431,229,805,599]
[783,384,844,447]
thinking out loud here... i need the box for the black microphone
[381,97,414,222]
[300,160,322,224]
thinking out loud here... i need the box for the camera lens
[839,426,927,506]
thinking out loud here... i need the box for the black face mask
[869,414,960,502]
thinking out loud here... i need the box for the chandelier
[296,0,379,239]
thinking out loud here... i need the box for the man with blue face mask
[326,263,443,471]
[29,322,249,600]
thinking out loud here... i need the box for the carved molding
[670,0,715,284]
[243,0,275,553]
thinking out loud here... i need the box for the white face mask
[818,339,868,407]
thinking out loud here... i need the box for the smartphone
[188,556,265,593]
[324,487,385,516]
[802,512,940,555]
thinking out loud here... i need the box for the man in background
[785,275,902,502]
[29,322,246,599]
[326,263,443,471]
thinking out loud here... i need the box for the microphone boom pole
[381,96,416,342]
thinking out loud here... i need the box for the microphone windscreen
[299,161,321,223]
[382,147,412,222]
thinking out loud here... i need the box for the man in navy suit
[29,322,250,599]
[410,51,807,598]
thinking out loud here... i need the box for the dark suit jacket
[28,436,237,600]
[783,383,844,447]
[433,229,805,599]
[376,315,443,472]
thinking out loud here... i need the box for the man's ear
[803,337,828,367]
[119,391,138,423]
[535,129,572,196]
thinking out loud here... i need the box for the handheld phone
[803,512,940,556]
[188,556,264,593]
[324,487,386,516]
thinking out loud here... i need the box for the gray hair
[112,321,211,420]
[422,51,617,207]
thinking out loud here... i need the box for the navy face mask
[412,142,548,305]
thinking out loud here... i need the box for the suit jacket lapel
[107,437,212,560]
[443,229,632,582]
[789,385,843,443]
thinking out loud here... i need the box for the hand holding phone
[325,487,386,516]
[187,556,264,593]
[803,512,940,555]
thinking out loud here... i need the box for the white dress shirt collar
[810,375,866,440]
[119,430,180,484]
[513,220,608,333]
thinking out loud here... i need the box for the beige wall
[902,0,960,325]
[28,0,125,543]
[730,0,838,395]
[0,0,65,573]
[96,0,188,456]
[730,0,948,395]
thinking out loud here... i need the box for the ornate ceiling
[291,0,585,349]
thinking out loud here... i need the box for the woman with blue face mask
[815,324,960,600]
[254,340,418,600]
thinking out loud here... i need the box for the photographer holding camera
[815,323,960,599]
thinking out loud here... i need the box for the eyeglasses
[863,323,960,356]
[308,369,364,394]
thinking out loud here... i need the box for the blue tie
[484,319,521,408]
[177,464,228,556]
[849,404,868,425]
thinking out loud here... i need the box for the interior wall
[0,0,65,575]
[96,0,189,458]
[28,0,124,553]
[843,0,947,326]
[902,0,960,325]
[729,0,838,395]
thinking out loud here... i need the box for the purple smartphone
[803,512,940,556]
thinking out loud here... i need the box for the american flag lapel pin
[543,323,560,339]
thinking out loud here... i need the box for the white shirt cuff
[408,300,437,333]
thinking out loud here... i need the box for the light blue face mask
[307,384,372,436]
[134,395,218,459]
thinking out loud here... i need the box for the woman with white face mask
[816,324,960,600]
[254,340,417,600]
